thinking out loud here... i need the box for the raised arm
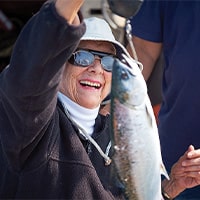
[0,0,85,170]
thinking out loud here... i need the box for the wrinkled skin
[59,40,115,109]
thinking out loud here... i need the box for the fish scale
[110,54,169,200]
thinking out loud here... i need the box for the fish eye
[121,69,129,80]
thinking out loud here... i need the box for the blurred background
[0,0,126,72]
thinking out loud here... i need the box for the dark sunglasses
[68,49,116,72]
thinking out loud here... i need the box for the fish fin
[160,163,170,180]
[145,98,157,128]
[109,164,127,199]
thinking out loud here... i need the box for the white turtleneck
[58,92,100,136]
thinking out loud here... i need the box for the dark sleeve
[130,0,163,43]
[0,1,86,169]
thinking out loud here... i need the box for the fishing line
[125,19,138,61]
[61,103,112,166]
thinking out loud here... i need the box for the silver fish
[110,54,169,200]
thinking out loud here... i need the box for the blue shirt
[130,0,200,198]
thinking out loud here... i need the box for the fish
[110,54,169,200]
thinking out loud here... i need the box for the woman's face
[59,40,116,109]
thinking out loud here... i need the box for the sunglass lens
[74,51,94,66]
[71,50,115,72]
[101,56,115,72]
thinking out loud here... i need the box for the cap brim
[81,37,131,60]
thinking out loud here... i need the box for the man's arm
[127,35,162,81]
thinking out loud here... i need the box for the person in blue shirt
[127,1,200,199]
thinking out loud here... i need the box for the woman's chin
[80,98,101,109]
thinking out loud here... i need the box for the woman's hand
[55,0,84,24]
[162,145,200,198]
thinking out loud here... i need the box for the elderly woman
[0,0,200,199]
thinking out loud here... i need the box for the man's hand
[162,145,200,198]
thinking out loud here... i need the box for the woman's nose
[88,57,104,73]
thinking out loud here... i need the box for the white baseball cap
[81,17,130,59]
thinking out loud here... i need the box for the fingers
[187,148,200,159]
[171,145,200,174]
[176,145,194,162]
[166,145,200,195]
[182,157,200,167]
[182,145,200,167]
[171,145,200,176]
[187,145,195,153]
[181,145,200,180]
